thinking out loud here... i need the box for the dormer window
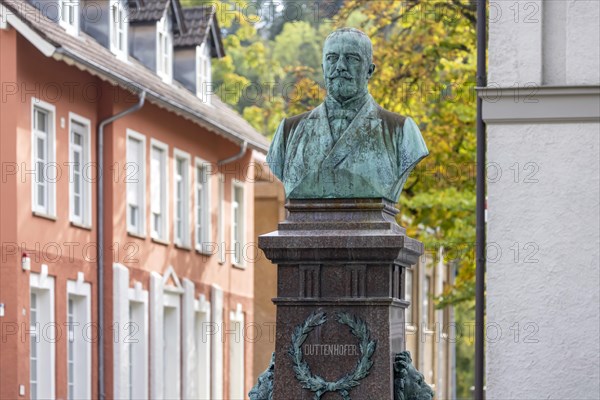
[196,42,211,104]
[157,12,173,83]
[110,0,128,58]
[59,0,79,35]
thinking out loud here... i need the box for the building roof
[174,7,212,48]
[128,0,170,23]
[1,0,269,153]
[127,0,169,23]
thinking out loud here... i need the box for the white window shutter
[182,279,196,399]
[150,272,164,399]
[211,285,223,399]
[151,150,161,214]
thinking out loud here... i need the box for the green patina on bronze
[249,351,434,400]
[287,311,376,400]
[267,28,429,202]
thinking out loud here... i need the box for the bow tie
[328,109,357,121]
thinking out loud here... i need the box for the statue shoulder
[282,110,312,134]
[375,105,408,129]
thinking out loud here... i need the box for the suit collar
[308,94,379,120]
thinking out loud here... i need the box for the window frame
[405,268,414,327]
[31,98,56,218]
[30,272,56,400]
[125,129,147,237]
[195,157,212,253]
[150,139,169,242]
[110,0,128,59]
[196,41,212,103]
[59,0,79,35]
[163,291,181,399]
[194,299,211,399]
[127,286,149,400]
[156,11,173,83]
[231,180,245,268]
[68,113,92,228]
[229,305,245,400]
[66,278,92,400]
[423,274,432,331]
[173,149,191,248]
[218,174,225,264]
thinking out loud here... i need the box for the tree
[208,0,328,136]
[335,2,478,395]
[338,0,478,308]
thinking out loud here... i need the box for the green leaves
[339,0,478,307]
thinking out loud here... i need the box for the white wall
[486,1,600,398]
[489,0,599,87]
[486,123,599,398]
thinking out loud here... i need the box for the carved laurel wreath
[288,311,377,400]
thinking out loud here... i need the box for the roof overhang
[0,3,268,153]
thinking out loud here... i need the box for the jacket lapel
[284,104,334,193]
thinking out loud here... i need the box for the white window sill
[232,262,246,270]
[127,230,146,240]
[174,242,191,251]
[151,236,169,246]
[195,244,215,257]
[70,221,92,231]
[33,211,57,221]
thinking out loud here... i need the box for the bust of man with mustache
[267,28,429,203]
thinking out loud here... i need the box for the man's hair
[324,27,373,64]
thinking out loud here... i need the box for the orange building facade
[0,1,269,399]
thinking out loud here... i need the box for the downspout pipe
[475,0,487,399]
[97,91,146,400]
[217,140,248,166]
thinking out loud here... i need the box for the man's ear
[367,63,376,79]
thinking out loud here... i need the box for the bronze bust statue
[267,28,429,202]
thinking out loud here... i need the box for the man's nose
[335,56,348,71]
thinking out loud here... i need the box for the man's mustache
[328,72,353,80]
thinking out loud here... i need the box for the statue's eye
[346,55,361,63]
[327,55,339,63]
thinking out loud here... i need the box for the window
[113,264,149,399]
[163,293,181,399]
[218,174,225,264]
[196,42,212,103]
[231,181,245,266]
[32,99,56,217]
[69,114,91,226]
[151,140,168,241]
[157,12,173,82]
[423,275,431,330]
[66,279,92,400]
[174,150,190,247]
[127,293,148,400]
[195,158,211,252]
[126,130,146,236]
[110,0,128,57]
[30,271,55,399]
[30,292,39,399]
[59,0,79,34]
[194,300,211,399]
[229,305,244,400]
[150,269,183,399]
[405,268,413,326]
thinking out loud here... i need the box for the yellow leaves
[337,0,478,306]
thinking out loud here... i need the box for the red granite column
[259,199,423,400]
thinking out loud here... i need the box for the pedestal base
[257,199,429,400]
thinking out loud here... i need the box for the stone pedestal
[258,199,423,399]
